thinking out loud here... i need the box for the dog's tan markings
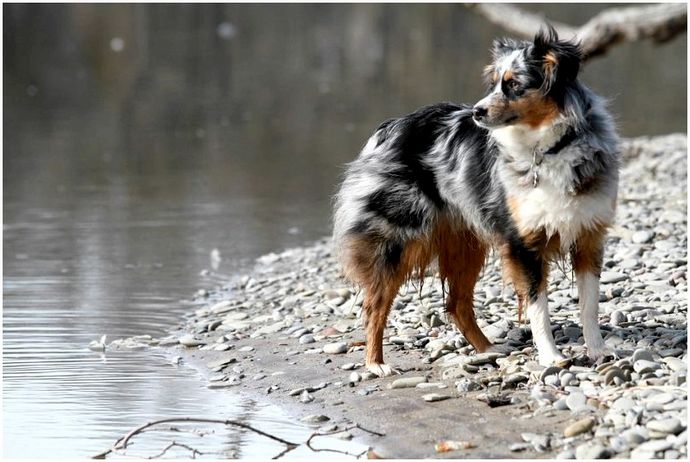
[435,220,492,352]
[544,51,558,71]
[502,69,514,81]
[508,91,560,128]
[571,224,608,274]
[343,234,435,370]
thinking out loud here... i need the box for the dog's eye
[506,79,520,91]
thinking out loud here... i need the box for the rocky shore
[113,134,687,459]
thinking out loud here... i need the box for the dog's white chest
[509,169,614,249]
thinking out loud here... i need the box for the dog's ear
[532,25,582,94]
[491,37,515,58]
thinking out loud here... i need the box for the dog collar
[529,126,577,188]
[543,126,577,156]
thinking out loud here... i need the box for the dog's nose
[473,106,488,119]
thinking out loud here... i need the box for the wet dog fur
[333,27,620,377]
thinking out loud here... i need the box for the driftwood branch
[467,3,687,60]
[92,417,385,460]
[92,417,298,459]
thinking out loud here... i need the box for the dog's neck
[490,118,571,159]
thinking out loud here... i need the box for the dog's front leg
[501,245,565,366]
[527,289,566,366]
[572,229,614,363]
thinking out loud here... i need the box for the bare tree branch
[93,417,386,460]
[467,4,577,40]
[467,3,687,60]
[578,3,687,59]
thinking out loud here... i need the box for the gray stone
[634,359,661,374]
[610,310,627,326]
[300,414,330,424]
[556,449,576,459]
[348,372,361,383]
[630,440,673,459]
[554,398,569,411]
[604,368,627,385]
[390,376,427,389]
[612,397,636,412]
[466,351,505,365]
[179,334,204,347]
[575,443,609,459]
[649,392,675,405]
[422,393,451,402]
[566,391,587,411]
[632,230,654,244]
[600,271,628,284]
[646,418,684,435]
[323,342,348,354]
[521,432,550,452]
[540,366,563,383]
[621,427,648,445]
[456,377,482,392]
[298,334,315,344]
[300,390,314,403]
[564,417,596,437]
[632,348,655,363]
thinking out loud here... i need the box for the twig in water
[92,417,298,459]
[304,423,386,458]
[148,441,205,459]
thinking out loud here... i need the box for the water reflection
[3,3,686,459]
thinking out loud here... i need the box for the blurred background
[3,3,686,459]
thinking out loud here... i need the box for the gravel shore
[114,134,687,459]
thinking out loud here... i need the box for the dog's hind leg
[362,281,400,377]
[342,236,427,377]
[438,230,493,352]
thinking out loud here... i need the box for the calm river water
[3,3,685,459]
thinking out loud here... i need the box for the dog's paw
[365,363,399,378]
[537,351,569,368]
[587,345,619,365]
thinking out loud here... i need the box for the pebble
[298,334,315,344]
[612,397,635,412]
[632,348,655,363]
[564,417,596,437]
[456,377,482,392]
[630,439,673,458]
[422,393,451,402]
[300,414,330,424]
[390,376,427,389]
[600,271,628,284]
[603,368,627,385]
[646,418,684,435]
[575,443,609,459]
[323,342,348,354]
[566,392,587,411]
[634,359,661,374]
[179,334,204,347]
[300,390,314,403]
[632,230,654,244]
[466,352,504,365]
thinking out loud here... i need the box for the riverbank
[113,134,687,459]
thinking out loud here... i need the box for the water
[3,3,686,459]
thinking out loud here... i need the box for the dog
[332,27,620,377]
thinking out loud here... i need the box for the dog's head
[472,26,582,129]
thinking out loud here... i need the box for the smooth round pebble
[323,342,348,354]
